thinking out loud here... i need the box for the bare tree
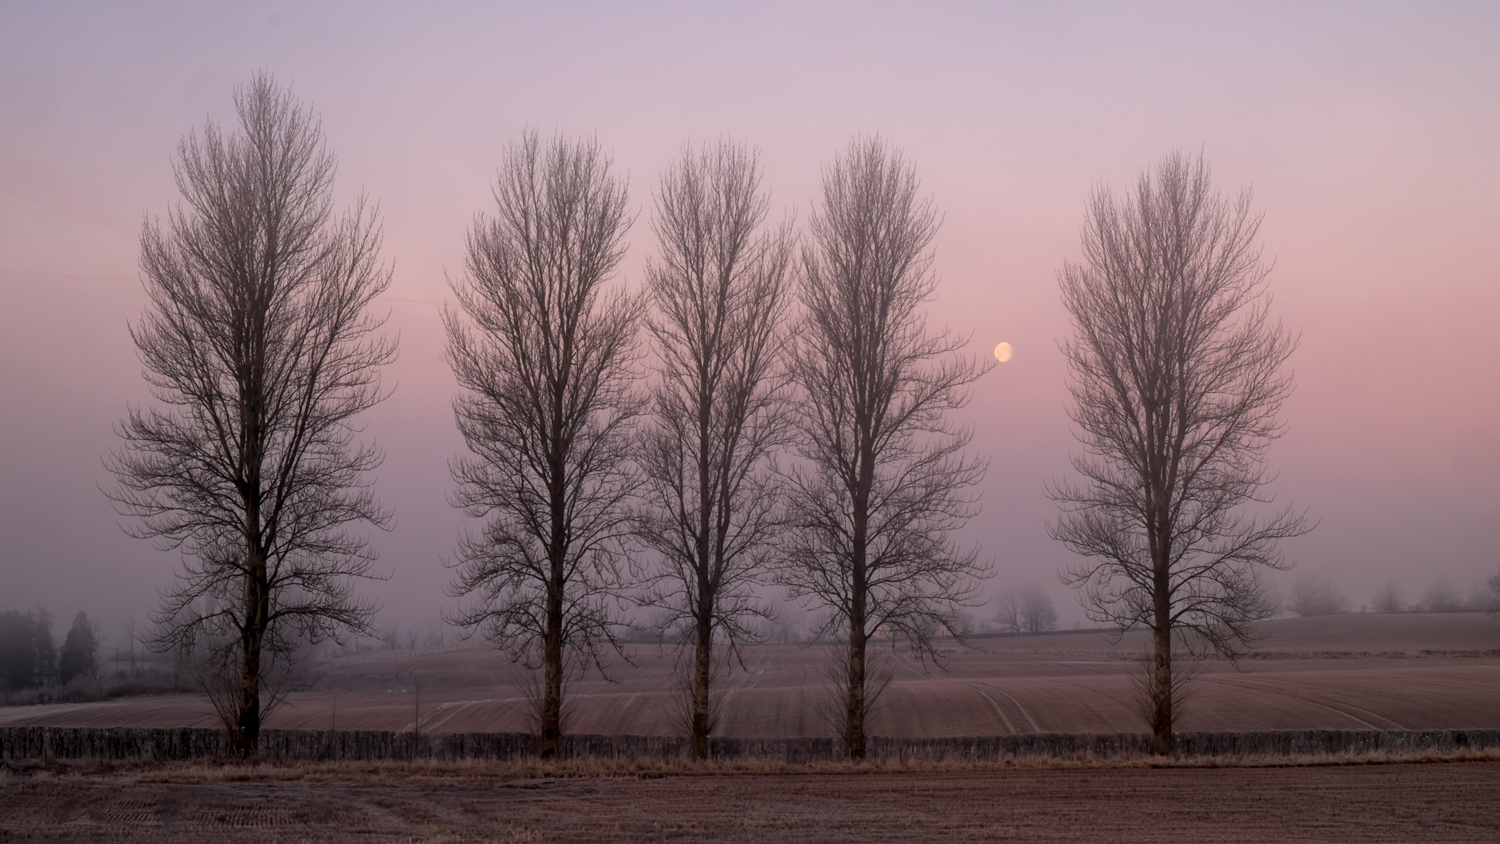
[1259,582,1284,618]
[1049,151,1309,755]
[992,590,1022,634]
[108,73,395,757]
[767,615,806,644]
[992,585,1058,634]
[1419,578,1463,613]
[1020,587,1059,634]
[444,130,642,759]
[1288,577,1350,617]
[1371,581,1405,614]
[58,612,99,685]
[635,140,795,760]
[377,624,400,651]
[1488,570,1500,615]
[780,137,990,759]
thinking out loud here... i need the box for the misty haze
[2,3,1498,842]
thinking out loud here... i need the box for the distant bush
[0,668,189,707]
[1288,578,1350,617]
[1418,579,1465,613]
[1409,578,1498,614]
[1370,582,1404,614]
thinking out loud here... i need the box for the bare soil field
[1,760,1498,842]
[2,613,1496,738]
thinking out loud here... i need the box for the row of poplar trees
[110,74,1304,760]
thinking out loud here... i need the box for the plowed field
[2,761,1498,842]
[3,613,1497,737]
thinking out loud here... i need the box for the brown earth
[2,613,1497,737]
[1,760,1498,842]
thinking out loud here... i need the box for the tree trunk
[845,612,867,760]
[690,374,714,762]
[691,611,712,761]
[233,567,265,759]
[843,430,875,761]
[232,648,261,757]
[540,436,568,760]
[846,510,869,760]
[1150,562,1173,755]
[235,327,267,760]
[541,567,564,759]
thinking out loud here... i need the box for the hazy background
[2,1,1497,641]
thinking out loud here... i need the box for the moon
[994,342,1012,363]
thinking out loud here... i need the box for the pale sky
[2,1,1498,637]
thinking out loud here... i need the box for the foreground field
[2,614,1496,737]
[2,760,1498,842]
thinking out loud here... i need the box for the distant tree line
[0,610,97,691]
[1275,576,1500,617]
[1285,578,1350,617]
[989,585,1059,635]
[1367,577,1499,615]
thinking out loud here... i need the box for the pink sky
[2,2,1497,637]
